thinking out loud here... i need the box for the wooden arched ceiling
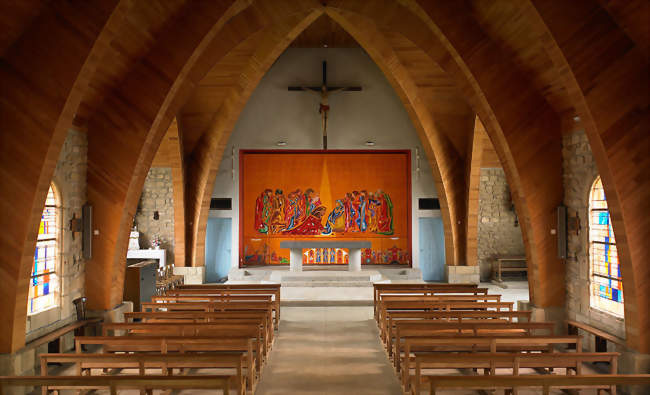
[290,14,359,48]
[1,0,647,354]
[73,0,188,127]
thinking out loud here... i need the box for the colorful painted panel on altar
[240,150,411,266]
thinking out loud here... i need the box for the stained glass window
[589,177,623,317]
[29,184,59,314]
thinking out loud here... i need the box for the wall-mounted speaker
[557,205,567,259]
[82,203,92,260]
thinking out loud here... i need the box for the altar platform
[227,265,422,303]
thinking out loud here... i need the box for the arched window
[29,184,60,314]
[589,177,623,317]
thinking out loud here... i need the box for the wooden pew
[176,283,281,324]
[166,287,281,325]
[567,319,626,352]
[392,321,556,371]
[141,300,278,329]
[411,374,650,395]
[373,284,484,319]
[381,310,532,345]
[124,310,274,344]
[402,335,583,392]
[74,336,257,391]
[102,322,268,365]
[40,353,247,395]
[411,352,620,394]
[152,294,279,330]
[0,375,237,394]
[378,301,514,338]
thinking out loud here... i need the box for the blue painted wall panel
[419,217,446,282]
[205,218,232,282]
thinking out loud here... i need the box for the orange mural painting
[240,150,411,266]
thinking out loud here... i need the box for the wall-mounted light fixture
[365,141,375,146]
[276,141,288,146]
[153,211,159,220]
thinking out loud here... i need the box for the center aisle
[255,306,402,395]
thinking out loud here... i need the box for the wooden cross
[288,61,362,149]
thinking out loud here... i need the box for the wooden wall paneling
[84,0,249,311]
[465,117,485,267]
[0,0,128,353]
[528,0,650,353]
[185,4,324,268]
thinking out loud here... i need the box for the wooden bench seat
[102,322,268,364]
[381,310,532,342]
[23,318,102,352]
[392,321,556,368]
[0,375,235,394]
[378,301,514,336]
[141,300,278,329]
[492,257,527,282]
[410,352,620,394]
[411,374,650,395]
[74,336,258,391]
[400,335,584,391]
[373,284,484,319]
[40,352,247,395]
[165,288,282,326]
[567,319,626,351]
[123,310,274,344]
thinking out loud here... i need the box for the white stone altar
[279,241,372,272]
[126,248,166,269]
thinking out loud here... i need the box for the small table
[280,241,372,272]
[127,248,166,269]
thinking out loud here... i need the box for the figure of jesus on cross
[289,61,362,149]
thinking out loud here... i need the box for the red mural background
[240,150,411,267]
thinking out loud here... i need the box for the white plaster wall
[209,48,439,272]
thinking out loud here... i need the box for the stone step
[281,275,372,282]
[281,281,373,287]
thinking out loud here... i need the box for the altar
[126,248,166,269]
[280,241,371,272]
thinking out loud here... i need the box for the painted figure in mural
[270,189,287,233]
[357,190,368,232]
[254,189,273,233]
[284,190,301,231]
[343,193,353,232]
[376,189,394,235]
[366,192,380,233]
[349,191,361,232]
[285,205,326,235]
[323,199,345,235]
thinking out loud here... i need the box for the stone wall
[1,128,88,383]
[134,167,175,265]
[477,168,525,280]
[563,129,626,343]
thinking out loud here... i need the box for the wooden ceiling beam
[84,0,249,311]
[529,0,650,354]
[403,0,565,309]
[185,4,324,268]
[465,117,485,267]
[0,0,129,353]
[326,6,468,268]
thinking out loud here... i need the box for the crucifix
[288,61,362,149]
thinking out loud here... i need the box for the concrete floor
[255,306,403,395]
